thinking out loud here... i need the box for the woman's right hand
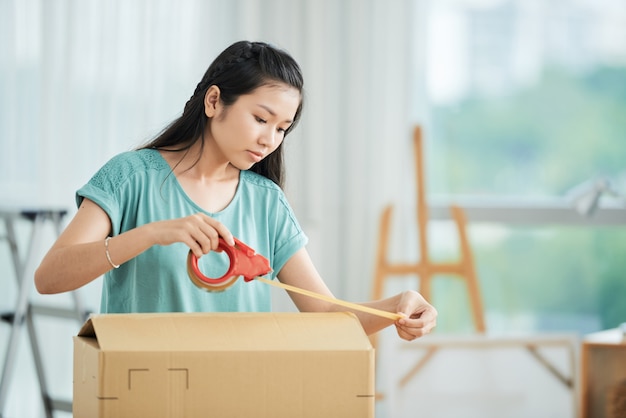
[149,213,235,258]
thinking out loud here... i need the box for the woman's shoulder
[98,149,168,176]
[106,148,167,169]
[89,149,168,188]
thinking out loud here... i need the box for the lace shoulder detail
[240,170,281,192]
[89,149,166,193]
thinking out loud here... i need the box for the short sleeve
[75,152,138,236]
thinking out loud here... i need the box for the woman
[35,40,436,341]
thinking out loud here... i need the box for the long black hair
[139,41,304,189]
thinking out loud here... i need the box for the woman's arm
[35,198,234,294]
[277,248,437,339]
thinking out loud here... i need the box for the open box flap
[76,312,373,352]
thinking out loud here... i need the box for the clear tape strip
[255,276,403,321]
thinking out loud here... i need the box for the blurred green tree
[431,66,626,196]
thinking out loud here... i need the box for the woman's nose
[259,128,276,146]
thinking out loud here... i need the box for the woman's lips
[247,150,264,162]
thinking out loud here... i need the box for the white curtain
[1,4,418,414]
[1,0,418,302]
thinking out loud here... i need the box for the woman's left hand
[393,290,437,341]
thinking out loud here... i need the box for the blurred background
[1,0,625,417]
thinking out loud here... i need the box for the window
[416,0,626,334]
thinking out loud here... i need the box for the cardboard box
[73,312,375,417]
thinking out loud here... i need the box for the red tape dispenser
[187,237,272,292]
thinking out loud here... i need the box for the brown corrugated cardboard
[73,312,375,418]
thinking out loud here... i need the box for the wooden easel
[372,126,485,334]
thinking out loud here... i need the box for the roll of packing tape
[187,249,240,292]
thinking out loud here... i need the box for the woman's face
[205,83,301,170]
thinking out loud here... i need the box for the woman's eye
[255,116,267,124]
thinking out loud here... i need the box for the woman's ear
[204,85,221,117]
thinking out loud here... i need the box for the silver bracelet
[104,236,120,269]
